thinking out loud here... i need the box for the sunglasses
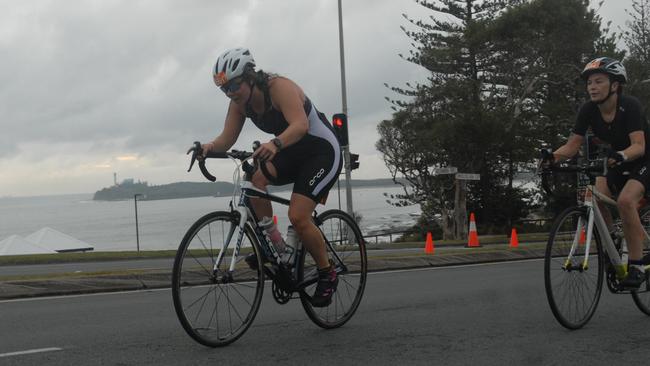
[220,78,244,94]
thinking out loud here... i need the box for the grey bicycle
[542,157,650,329]
[171,142,367,347]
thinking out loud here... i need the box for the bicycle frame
[214,180,291,274]
[575,184,650,279]
[216,172,345,287]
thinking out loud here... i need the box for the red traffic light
[331,113,349,146]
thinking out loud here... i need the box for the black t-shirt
[572,95,650,155]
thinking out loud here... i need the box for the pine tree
[623,0,650,111]
[378,0,620,236]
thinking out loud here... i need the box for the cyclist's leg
[620,160,650,262]
[289,193,339,307]
[250,161,276,218]
[618,179,646,261]
[288,193,329,268]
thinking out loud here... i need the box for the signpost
[134,194,142,253]
[430,166,481,239]
[431,166,458,175]
[455,173,480,181]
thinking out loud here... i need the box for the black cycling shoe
[643,253,650,265]
[310,264,338,308]
[621,266,646,289]
[245,253,267,270]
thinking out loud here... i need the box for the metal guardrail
[363,229,418,244]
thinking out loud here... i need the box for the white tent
[26,227,94,253]
[0,235,56,255]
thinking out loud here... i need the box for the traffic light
[332,113,349,146]
[350,153,359,170]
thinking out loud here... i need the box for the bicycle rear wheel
[629,207,650,315]
[632,286,650,315]
[172,211,264,347]
[544,206,604,330]
[299,209,367,328]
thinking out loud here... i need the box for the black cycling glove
[607,149,625,165]
[540,148,555,163]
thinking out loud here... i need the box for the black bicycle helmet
[581,57,627,83]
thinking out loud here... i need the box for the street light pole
[337,0,354,217]
[134,194,142,253]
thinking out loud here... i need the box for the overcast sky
[0,0,634,197]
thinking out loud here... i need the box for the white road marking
[0,347,63,358]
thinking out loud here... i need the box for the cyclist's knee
[288,210,310,229]
[251,169,269,189]
[617,194,638,212]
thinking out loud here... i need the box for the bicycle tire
[631,206,650,315]
[172,211,264,347]
[298,209,367,329]
[544,206,604,330]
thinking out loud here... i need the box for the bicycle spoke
[172,212,264,347]
[299,210,366,329]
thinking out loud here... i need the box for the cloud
[0,0,632,196]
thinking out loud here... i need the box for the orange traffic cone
[424,232,434,254]
[467,212,481,247]
[509,228,519,248]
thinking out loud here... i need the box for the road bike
[541,157,650,329]
[171,142,367,347]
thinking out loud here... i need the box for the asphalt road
[1,259,649,365]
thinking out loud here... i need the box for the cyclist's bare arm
[622,131,646,161]
[203,102,245,156]
[553,133,584,161]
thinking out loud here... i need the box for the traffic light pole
[343,145,354,215]
[338,0,354,217]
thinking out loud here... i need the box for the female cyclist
[201,48,342,307]
[545,57,650,288]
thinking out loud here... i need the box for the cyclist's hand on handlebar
[251,140,279,162]
[607,149,625,167]
[200,142,216,160]
[539,148,555,169]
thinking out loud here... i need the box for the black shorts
[262,135,342,203]
[606,158,650,195]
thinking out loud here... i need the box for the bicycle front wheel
[299,209,367,329]
[172,211,264,347]
[544,206,604,330]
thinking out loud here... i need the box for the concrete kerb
[0,248,546,300]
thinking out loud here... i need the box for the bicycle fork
[570,203,627,278]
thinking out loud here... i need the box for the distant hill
[93,178,405,201]
[93,181,235,201]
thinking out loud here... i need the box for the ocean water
[0,186,420,251]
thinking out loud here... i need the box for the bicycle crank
[271,280,293,304]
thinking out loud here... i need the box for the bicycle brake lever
[187,141,202,172]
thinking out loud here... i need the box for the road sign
[455,173,480,181]
[431,166,458,175]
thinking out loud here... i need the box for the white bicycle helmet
[581,57,627,83]
[213,48,256,86]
